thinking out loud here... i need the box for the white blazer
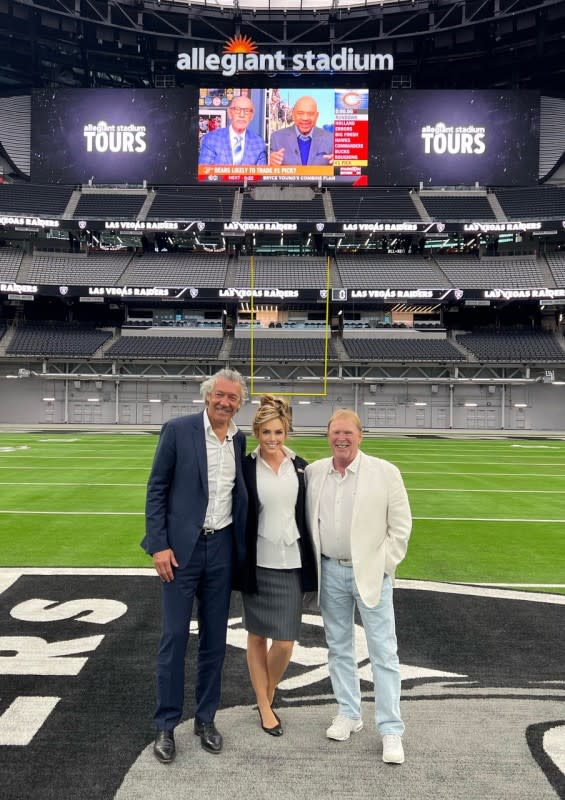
[305,451,412,608]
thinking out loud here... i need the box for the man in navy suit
[142,369,248,763]
[269,96,334,167]
[199,96,267,166]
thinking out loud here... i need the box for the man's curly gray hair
[200,369,248,405]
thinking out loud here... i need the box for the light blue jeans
[320,557,404,736]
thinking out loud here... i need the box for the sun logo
[223,35,257,54]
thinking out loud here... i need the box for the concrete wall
[1,373,564,431]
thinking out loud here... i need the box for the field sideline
[0,431,564,592]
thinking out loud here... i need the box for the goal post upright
[249,254,330,398]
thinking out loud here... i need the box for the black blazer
[239,452,317,594]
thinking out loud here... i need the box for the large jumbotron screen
[30,88,199,185]
[27,88,539,187]
[197,87,369,185]
[371,90,540,186]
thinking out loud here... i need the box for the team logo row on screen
[28,88,539,186]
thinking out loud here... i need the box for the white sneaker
[382,734,405,764]
[326,715,363,741]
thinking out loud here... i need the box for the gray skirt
[242,567,303,641]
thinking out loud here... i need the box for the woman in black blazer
[241,395,317,737]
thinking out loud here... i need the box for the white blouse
[252,445,302,570]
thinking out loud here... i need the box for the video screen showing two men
[197,88,369,185]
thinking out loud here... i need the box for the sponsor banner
[463,221,543,233]
[2,284,564,304]
[1,218,559,235]
[483,288,565,301]
[103,220,183,232]
[0,216,59,229]
[1,282,39,295]
[0,284,321,303]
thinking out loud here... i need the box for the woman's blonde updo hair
[252,394,291,437]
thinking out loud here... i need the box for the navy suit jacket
[269,126,334,166]
[239,453,317,595]
[142,412,247,570]
[199,127,267,166]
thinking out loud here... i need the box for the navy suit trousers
[154,527,233,730]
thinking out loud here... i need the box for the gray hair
[200,369,248,404]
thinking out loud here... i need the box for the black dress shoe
[154,730,175,764]
[194,720,222,754]
[258,707,283,737]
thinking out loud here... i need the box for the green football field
[0,431,564,593]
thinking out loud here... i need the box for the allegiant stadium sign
[177,47,393,76]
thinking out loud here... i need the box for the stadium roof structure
[1,0,565,91]
[148,0,402,8]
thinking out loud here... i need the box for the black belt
[322,554,353,567]
[200,525,230,537]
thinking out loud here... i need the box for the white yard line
[395,579,565,604]
[6,482,561,492]
[3,466,565,479]
[472,582,565,587]
[3,510,562,523]
[0,466,148,471]
[402,471,565,477]
[7,482,561,493]
[6,482,559,493]
[414,515,565,522]
[0,567,154,577]
[0,482,145,487]
[408,488,565,493]
[3,454,565,464]
[0,510,562,522]
[0,510,142,515]
[390,459,565,465]
[0,455,150,460]
[0,571,562,604]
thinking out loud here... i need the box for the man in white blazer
[305,409,411,764]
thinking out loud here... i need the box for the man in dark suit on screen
[142,369,248,763]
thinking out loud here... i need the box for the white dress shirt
[203,409,237,530]
[252,445,301,570]
[318,452,360,560]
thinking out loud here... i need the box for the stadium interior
[0,0,564,431]
[1,5,565,800]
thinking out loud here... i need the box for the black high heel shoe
[257,707,283,736]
